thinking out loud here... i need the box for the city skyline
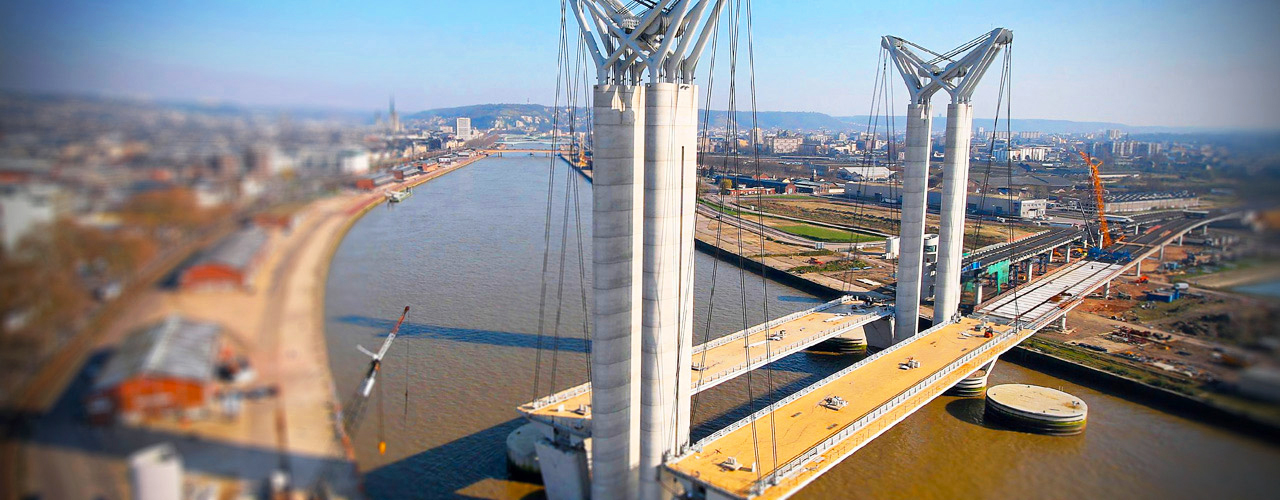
[1,0,1279,130]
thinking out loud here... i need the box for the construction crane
[339,305,410,455]
[1078,151,1113,248]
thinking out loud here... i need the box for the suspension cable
[723,0,764,482]
[530,0,572,402]
[689,4,723,425]
[742,0,780,473]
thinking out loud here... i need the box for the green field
[700,199,883,244]
[775,223,879,243]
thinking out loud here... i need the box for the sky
[2,0,1278,130]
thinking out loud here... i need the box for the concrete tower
[389,95,401,133]
[929,29,1012,326]
[884,28,1012,342]
[569,2,725,499]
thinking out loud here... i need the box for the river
[325,155,1280,499]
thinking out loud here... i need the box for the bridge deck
[962,227,1083,269]
[664,318,1030,500]
[977,260,1123,325]
[518,297,890,436]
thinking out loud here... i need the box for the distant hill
[407,103,1206,135]
[835,116,1196,135]
[406,103,560,130]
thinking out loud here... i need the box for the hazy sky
[2,0,1278,129]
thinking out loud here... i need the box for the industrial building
[86,317,222,424]
[1104,191,1199,213]
[715,174,796,194]
[792,180,843,195]
[845,182,1047,218]
[354,172,395,190]
[835,165,894,182]
[391,163,423,181]
[178,226,268,290]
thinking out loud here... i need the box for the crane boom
[339,306,410,441]
[1078,151,1112,248]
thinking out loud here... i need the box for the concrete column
[1178,235,1184,246]
[975,282,984,308]
[949,358,997,396]
[1059,315,1068,331]
[589,84,644,500]
[1159,244,1165,262]
[933,102,973,326]
[1104,280,1111,298]
[1135,260,1142,277]
[895,103,934,342]
[1027,259,1035,281]
[639,82,697,500]
[1065,243,1072,264]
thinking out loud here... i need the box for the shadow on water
[944,397,988,427]
[335,316,837,376]
[776,295,825,304]
[335,315,590,354]
[944,397,1049,436]
[363,418,544,500]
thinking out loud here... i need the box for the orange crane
[1078,151,1112,248]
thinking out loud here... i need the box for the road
[962,227,1084,268]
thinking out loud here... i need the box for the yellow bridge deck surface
[665,318,1022,499]
[521,302,882,431]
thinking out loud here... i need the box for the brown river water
[325,154,1280,499]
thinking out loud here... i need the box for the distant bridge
[479,147,571,156]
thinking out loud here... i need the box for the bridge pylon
[883,28,1013,342]
[521,2,728,500]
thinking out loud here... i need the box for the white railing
[688,319,956,452]
[692,309,888,392]
[522,381,592,412]
[521,297,874,416]
[695,295,855,353]
[750,325,1033,494]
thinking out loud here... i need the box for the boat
[385,190,412,203]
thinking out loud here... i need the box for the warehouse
[354,172,395,190]
[178,226,268,290]
[86,317,222,424]
[845,182,1047,218]
[1104,191,1199,213]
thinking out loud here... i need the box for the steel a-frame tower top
[882,28,1011,343]
[883,28,1012,105]
[571,0,725,84]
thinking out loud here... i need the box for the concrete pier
[589,84,645,500]
[895,103,934,343]
[985,384,1088,435]
[949,359,997,397]
[933,102,973,326]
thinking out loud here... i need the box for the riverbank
[1006,341,1280,443]
[1,153,488,500]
